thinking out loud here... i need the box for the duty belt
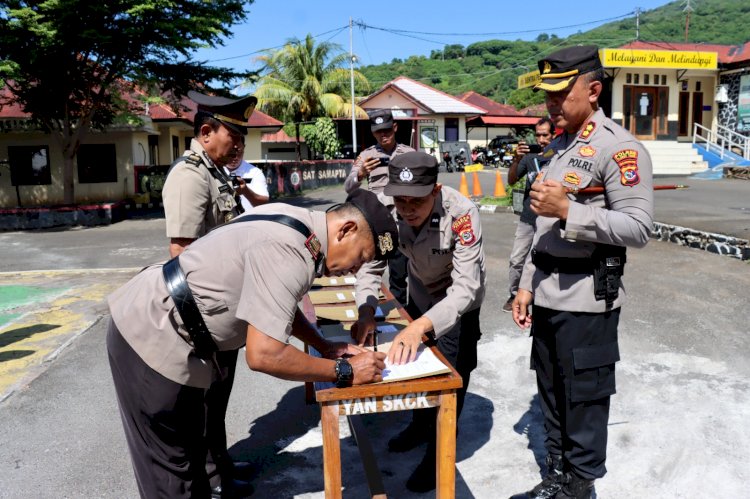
[531,249,594,275]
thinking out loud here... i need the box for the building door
[632,87,657,140]
[691,92,704,133]
[678,92,690,136]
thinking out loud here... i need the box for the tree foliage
[361,0,750,112]
[249,33,370,160]
[251,34,370,124]
[0,0,254,204]
[300,117,342,160]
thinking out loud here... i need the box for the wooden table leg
[321,401,342,499]
[436,390,457,499]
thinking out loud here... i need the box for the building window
[626,73,632,84]
[654,74,659,85]
[77,144,117,183]
[644,74,650,85]
[444,118,459,142]
[696,81,702,92]
[172,136,180,162]
[661,75,667,85]
[634,74,640,84]
[148,135,159,165]
[8,145,51,186]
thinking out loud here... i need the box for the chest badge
[578,145,596,157]
[563,171,582,186]
[399,167,414,182]
[430,214,440,228]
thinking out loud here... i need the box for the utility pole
[683,0,694,42]
[635,7,640,41]
[349,17,357,156]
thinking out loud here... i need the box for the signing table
[303,277,463,499]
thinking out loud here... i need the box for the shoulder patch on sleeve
[612,149,640,186]
[451,213,476,246]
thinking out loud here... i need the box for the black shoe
[502,296,514,313]
[510,455,564,499]
[388,423,432,453]
[231,461,255,479]
[211,478,254,498]
[554,472,593,499]
[405,451,436,493]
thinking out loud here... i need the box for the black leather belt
[531,249,594,275]
[163,214,318,360]
[162,257,218,360]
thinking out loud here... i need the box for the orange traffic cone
[493,170,507,197]
[472,171,483,198]
[459,172,470,198]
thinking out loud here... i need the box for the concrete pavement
[0,172,749,497]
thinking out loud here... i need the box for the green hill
[359,0,750,110]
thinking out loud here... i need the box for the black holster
[592,244,626,306]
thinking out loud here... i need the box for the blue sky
[194,0,675,77]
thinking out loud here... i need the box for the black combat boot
[554,472,594,499]
[510,455,564,499]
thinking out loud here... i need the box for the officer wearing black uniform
[511,46,654,499]
[161,90,257,498]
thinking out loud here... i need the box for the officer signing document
[106,189,398,498]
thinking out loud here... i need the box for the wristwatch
[334,358,353,388]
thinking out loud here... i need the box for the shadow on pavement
[229,387,493,497]
[0,323,60,348]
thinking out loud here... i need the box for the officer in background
[107,189,398,498]
[344,109,414,306]
[511,46,653,499]
[503,117,555,312]
[352,151,486,493]
[161,90,256,498]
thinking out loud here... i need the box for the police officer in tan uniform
[511,46,654,499]
[161,90,257,497]
[345,109,415,306]
[107,189,398,498]
[352,151,486,493]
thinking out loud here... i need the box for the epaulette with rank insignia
[184,153,202,167]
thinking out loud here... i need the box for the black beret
[534,45,602,92]
[188,90,257,135]
[345,189,399,260]
[384,151,438,197]
[367,109,394,132]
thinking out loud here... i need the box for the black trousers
[406,301,482,428]
[205,349,238,486]
[531,306,621,480]
[388,249,409,307]
[107,319,211,498]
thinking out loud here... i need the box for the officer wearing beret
[161,90,258,497]
[107,189,398,498]
[344,109,415,307]
[511,46,654,499]
[352,151,486,493]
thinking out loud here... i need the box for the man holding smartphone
[503,117,555,312]
[345,109,414,306]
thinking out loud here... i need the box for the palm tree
[249,34,370,159]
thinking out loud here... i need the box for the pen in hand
[373,329,378,352]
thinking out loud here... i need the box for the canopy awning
[466,115,541,127]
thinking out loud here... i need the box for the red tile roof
[519,103,548,117]
[262,129,303,143]
[0,85,283,128]
[456,91,521,116]
[619,40,750,65]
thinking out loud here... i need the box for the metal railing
[693,122,750,160]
